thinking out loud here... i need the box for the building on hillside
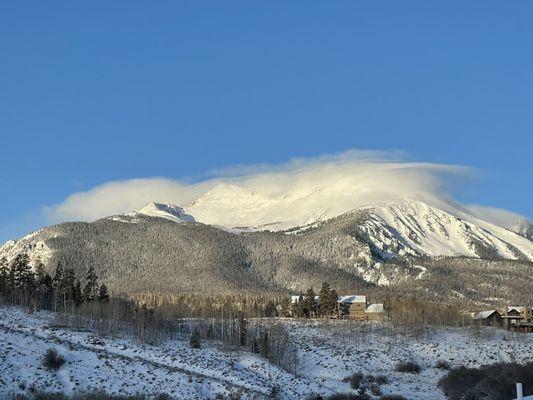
[366,303,385,322]
[502,306,533,332]
[338,295,367,320]
[472,310,503,327]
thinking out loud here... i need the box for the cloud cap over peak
[45,149,475,226]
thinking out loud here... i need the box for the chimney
[517,382,523,400]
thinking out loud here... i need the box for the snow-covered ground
[1,307,533,399]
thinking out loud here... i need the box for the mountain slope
[359,199,533,261]
[1,199,533,306]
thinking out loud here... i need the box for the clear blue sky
[1,1,532,242]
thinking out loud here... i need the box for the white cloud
[45,149,475,225]
[44,178,213,222]
[465,204,532,232]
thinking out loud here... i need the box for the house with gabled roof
[366,303,385,322]
[337,295,367,320]
[472,310,503,327]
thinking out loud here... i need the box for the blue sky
[1,2,532,242]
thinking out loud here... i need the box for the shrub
[42,348,66,371]
[438,362,533,400]
[342,372,364,389]
[395,361,421,374]
[369,383,382,396]
[328,393,370,400]
[189,328,201,349]
[435,359,450,370]
[380,396,406,400]
[376,375,389,385]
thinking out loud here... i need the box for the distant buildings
[473,306,533,332]
[290,294,385,321]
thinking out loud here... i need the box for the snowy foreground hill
[1,307,533,399]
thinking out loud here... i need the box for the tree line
[0,254,109,311]
[291,282,340,318]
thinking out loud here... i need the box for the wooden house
[338,295,367,320]
[366,303,385,322]
[473,310,503,327]
[502,306,533,332]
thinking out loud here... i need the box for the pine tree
[83,266,98,302]
[238,312,247,347]
[11,254,35,303]
[319,282,337,318]
[60,268,76,310]
[0,257,8,299]
[302,287,317,318]
[35,262,53,309]
[98,284,109,303]
[260,331,269,358]
[330,288,339,317]
[293,294,305,318]
[52,261,64,311]
[73,279,83,306]
[52,262,63,290]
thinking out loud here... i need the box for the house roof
[338,295,366,304]
[366,304,384,313]
[508,306,526,313]
[473,310,499,320]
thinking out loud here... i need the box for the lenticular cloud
[45,149,472,224]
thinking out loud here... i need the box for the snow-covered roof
[338,295,366,304]
[507,306,526,313]
[473,310,499,320]
[366,304,384,313]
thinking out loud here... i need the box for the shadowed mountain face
[1,199,533,306]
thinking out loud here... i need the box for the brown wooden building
[473,310,503,327]
[366,303,385,322]
[338,295,367,320]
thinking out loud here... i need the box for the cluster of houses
[290,294,386,321]
[473,306,533,333]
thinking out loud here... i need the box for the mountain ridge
[1,197,532,306]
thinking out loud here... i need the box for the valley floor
[1,307,533,399]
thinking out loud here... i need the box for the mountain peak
[136,202,195,223]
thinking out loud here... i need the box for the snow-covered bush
[395,361,421,374]
[42,348,65,371]
[189,328,201,349]
[342,372,364,389]
[375,375,389,385]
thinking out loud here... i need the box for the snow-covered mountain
[2,194,533,303]
[129,202,195,223]
[3,196,532,266]
[357,199,533,261]
[101,196,533,261]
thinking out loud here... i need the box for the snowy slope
[133,202,195,223]
[155,195,533,261]
[3,307,533,400]
[359,199,533,261]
